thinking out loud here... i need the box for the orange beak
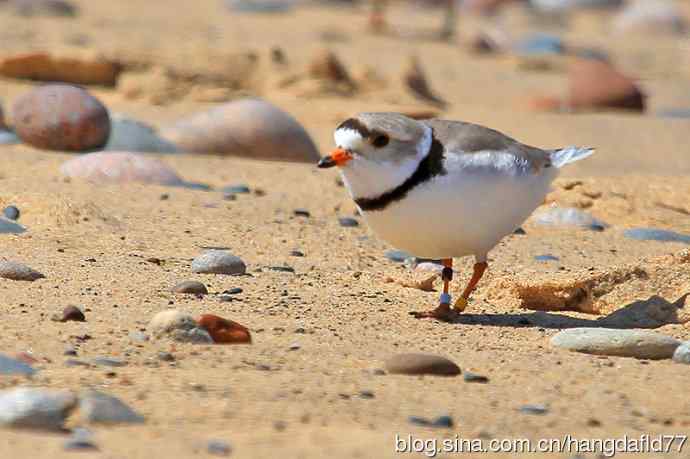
[317,148,353,168]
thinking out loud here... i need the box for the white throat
[337,126,433,202]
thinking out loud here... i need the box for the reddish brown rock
[0,52,121,86]
[197,314,251,344]
[60,152,183,186]
[568,59,645,112]
[12,84,111,151]
[51,305,86,322]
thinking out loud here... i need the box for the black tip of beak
[317,157,336,169]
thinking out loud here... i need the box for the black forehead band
[337,118,370,138]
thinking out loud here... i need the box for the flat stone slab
[550,327,681,360]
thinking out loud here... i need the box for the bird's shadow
[451,293,689,330]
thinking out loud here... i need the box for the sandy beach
[0,0,689,457]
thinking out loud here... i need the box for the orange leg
[454,261,488,312]
[410,258,458,322]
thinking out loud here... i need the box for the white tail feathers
[550,147,594,168]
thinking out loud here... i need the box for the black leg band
[442,267,453,281]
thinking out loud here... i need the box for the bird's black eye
[372,134,389,148]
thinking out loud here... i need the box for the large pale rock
[78,390,144,425]
[148,310,213,344]
[160,98,320,163]
[61,152,183,186]
[0,387,76,431]
[550,328,681,360]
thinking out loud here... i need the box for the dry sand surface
[1,1,690,458]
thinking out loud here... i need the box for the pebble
[519,404,549,415]
[338,217,359,228]
[385,353,461,376]
[79,390,144,425]
[148,309,213,344]
[207,439,232,456]
[192,250,246,275]
[514,34,564,56]
[224,0,293,13]
[384,249,414,263]
[408,415,454,428]
[623,228,690,244]
[223,287,243,295]
[63,345,77,356]
[51,305,85,322]
[60,152,184,186]
[197,314,251,344]
[0,130,20,145]
[672,341,690,364]
[657,108,690,119]
[63,427,98,451]
[463,372,489,383]
[0,217,25,233]
[293,209,310,217]
[290,250,304,257]
[550,328,681,360]
[0,387,76,431]
[157,351,175,362]
[533,207,607,231]
[128,331,149,342]
[534,254,560,262]
[0,354,36,376]
[11,0,78,17]
[268,265,294,273]
[92,357,126,368]
[160,98,320,163]
[221,184,251,195]
[12,84,110,151]
[172,280,208,295]
[104,115,178,153]
[2,205,20,220]
[0,260,45,281]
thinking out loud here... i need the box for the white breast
[356,154,557,260]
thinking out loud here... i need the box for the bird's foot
[453,297,468,312]
[409,303,458,322]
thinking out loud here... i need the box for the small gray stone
[672,341,690,364]
[338,217,359,228]
[0,260,45,281]
[192,250,246,275]
[128,331,149,342]
[172,280,208,295]
[385,353,461,376]
[623,228,690,244]
[463,372,489,383]
[170,327,214,344]
[0,387,76,431]
[384,250,413,263]
[79,390,144,425]
[534,207,607,231]
[221,184,250,195]
[550,328,681,360]
[92,357,126,368]
[207,439,232,456]
[0,217,25,234]
[3,205,20,221]
[0,354,36,376]
[519,404,549,415]
[534,254,559,262]
[64,427,98,451]
[157,351,175,362]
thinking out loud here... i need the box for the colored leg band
[439,292,452,305]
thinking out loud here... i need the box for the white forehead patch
[334,128,365,151]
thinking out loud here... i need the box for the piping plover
[318,112,593,321]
